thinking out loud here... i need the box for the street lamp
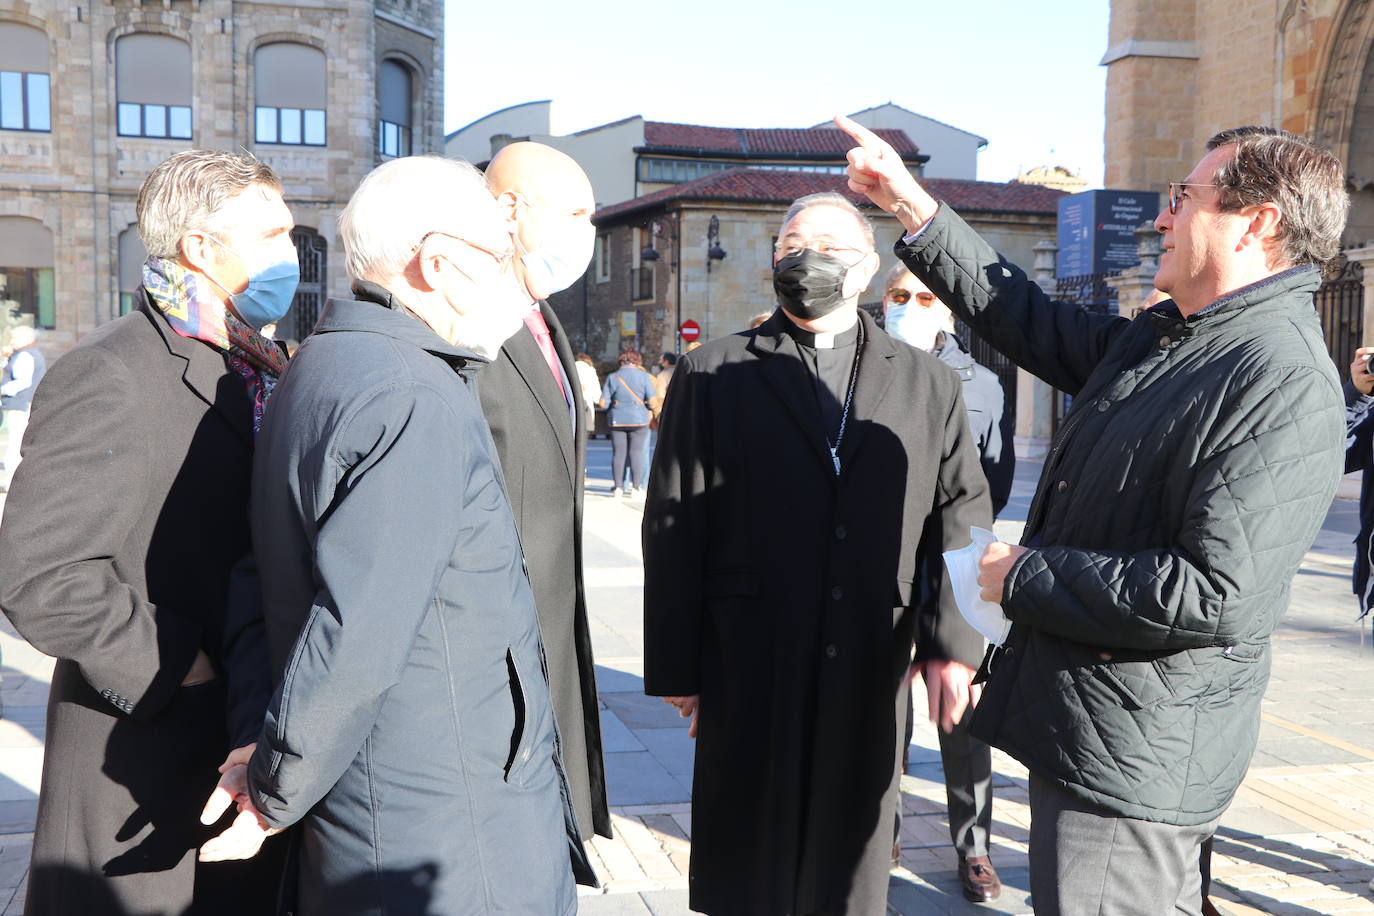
[706,215,727,272]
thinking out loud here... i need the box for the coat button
[834,524,847,540]
[831,586,844,600]
[1099,651,1113,662]
[1097,399,1109,412]
[1057,480,1068,493]
[825,643,839,659]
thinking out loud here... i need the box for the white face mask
[520,222,595,299]
[434,238,527,358]
[885,302,949,351]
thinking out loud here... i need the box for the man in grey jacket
[840,118,1348,915]
[199,155,590,914]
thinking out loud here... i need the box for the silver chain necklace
[827,321,864,477]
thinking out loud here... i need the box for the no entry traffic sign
[680,320,701,342]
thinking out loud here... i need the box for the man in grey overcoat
[201,155,591,914]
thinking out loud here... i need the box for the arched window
[377,60,412,159]
[118,226,148,315]
[254,42,326,147]
[115,34,192,139]
[0,22,50,132]
[0,217,55,329]
[281,226,326,340]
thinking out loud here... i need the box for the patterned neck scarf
[141,256,289,433]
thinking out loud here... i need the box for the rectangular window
[279,107,302,145]
[25,73,49,131]
[378,120,409,158]
[255,106,325,147]
[256,106,278,143]
[303,109,325,146]
[0,267,57,330]
[0,72,22,130]
[168,105,191,139]
[594,235,609,284]
[118,101,191,139]
[143,104,166,138]
[117,102,142,136]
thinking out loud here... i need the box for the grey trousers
[1028,771,1220,916]
[897,701,992,858]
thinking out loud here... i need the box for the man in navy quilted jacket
[840,115,1349,916]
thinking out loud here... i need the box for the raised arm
[836,115,1129,394]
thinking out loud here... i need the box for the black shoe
[959,856,1002,903]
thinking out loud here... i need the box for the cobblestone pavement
[1,432,1373,914]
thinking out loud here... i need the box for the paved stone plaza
[1,435,1373,913]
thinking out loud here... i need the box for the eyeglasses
[417,231,516,274]
[775,240,868,262]
[886,288,938,307]
[1167,182,1218,215]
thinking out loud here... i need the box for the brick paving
[1,432,1374,913]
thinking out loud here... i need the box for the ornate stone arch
[1312,0,1374,166]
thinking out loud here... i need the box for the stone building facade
[0,0,443,354]
[554,168,1064,368]
[1103,0,1374,246]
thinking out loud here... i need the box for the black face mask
[772,249,850,320]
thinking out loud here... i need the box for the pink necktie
[523,309,569,404]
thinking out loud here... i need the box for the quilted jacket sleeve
[895,206,1129,396]
[1345,381,1374,475]
[1002,365,1343,650]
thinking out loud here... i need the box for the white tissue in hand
[942,526,1012,647]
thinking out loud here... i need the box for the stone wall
[0,0,441,356]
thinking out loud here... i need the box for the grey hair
[883,261,914,290]
[778,192,876,250]
[136,150,281,258]
[339,156,496,281]
[1205,126,1349,266]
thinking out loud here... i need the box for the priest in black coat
[481,142,610,839]
[642,192,992,915]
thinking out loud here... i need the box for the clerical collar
[783,318,860,350]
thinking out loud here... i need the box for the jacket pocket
[1095,659,1174,710]
[706,570,758,599]
[503,648,536,784]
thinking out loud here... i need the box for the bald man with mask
[480,142,610,841]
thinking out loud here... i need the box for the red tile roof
[642,121,922,158]
[594,168,1066,223]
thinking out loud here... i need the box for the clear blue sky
[443,0,1110,187]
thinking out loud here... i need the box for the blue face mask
[518,224,595,298]
[206,236,300,329]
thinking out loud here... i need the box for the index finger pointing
[833,114,887,153]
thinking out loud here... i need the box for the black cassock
[643,309,991,916]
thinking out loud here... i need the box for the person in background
[882,262,1013,902]
[747,311,772,330]
[0,149,293,914]
[0,325,46,492]
[686,340,703,353]
[1344,344,1374,628]
[599,349,657,497]
[576,353,601,430]
[481,141,610,843]
[650,351,677,445]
